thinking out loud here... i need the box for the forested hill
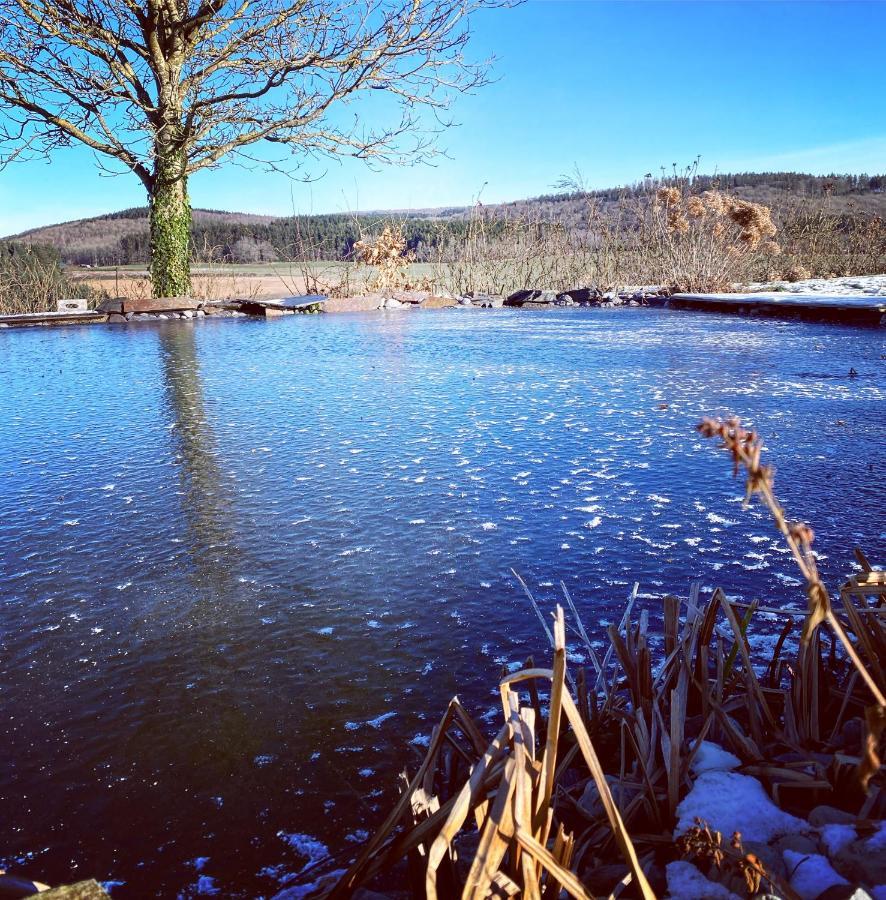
[7,171,886,266]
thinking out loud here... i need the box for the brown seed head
[657,186,682,205]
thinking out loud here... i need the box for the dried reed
[315,419,883,900]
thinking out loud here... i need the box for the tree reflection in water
[158,325,237,585]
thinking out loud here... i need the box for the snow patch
[783,849,848,900]
[689,741,741,774]
[819,823,856,856]
[676,770,806,843]
[665,861,740,899]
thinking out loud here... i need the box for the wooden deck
[0,309,108,328]
[658,292,885,324]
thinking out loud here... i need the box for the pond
[0,308,883,897]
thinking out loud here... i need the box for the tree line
[57,212,476,266]
[16,171,886,267]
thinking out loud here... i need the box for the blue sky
[2,0,885,234]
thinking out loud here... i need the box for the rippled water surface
[1,309,883,896]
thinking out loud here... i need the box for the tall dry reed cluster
[640,187,781,292]
[777,201,886,281]
[428,184,786,297]
[430,198,624,298]
[314,419,883,900]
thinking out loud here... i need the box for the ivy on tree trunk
[149,152,191,298]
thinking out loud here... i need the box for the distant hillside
[11,207,282,267]
[7,172,885,266]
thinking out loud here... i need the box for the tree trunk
[149,153,191,298]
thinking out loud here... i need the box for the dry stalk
[676,820,799,899]
[697,417,884,707]
[699,416,885,792]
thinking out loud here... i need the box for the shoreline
[2,274,886,329]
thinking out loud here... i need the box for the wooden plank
[120,296,202,313]
[28,880,111,899]
[669,293,886,322]
[672,292,886,311]
[0,310,107,327]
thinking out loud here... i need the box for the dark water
[0,309,883,897]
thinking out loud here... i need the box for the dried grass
[354,224,415,292]
[428,163,886,297]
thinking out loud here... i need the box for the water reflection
[158,326,237,585]
[127,327,267,805]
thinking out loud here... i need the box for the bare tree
[0,0,506,297]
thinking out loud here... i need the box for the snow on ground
[783,849,849,899]
[665,861,741,899]
[689,740,741,775]
[675,770,806,843]
[744,273,886,296]
[867,821,886,852]
[819,823,857,856]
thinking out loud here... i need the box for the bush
[0,241,101,314]
[633,187,782,292]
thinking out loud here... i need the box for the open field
[68,261,442,302]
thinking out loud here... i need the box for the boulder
[524,289,559,305]
[831,837,886,886]
[505,289,558,307]
[809,806,856,827]
[774,832,820,856]
[504,289,535,306]
[561,287,603,305]
[579,776,643,818]
[107,313,127,324]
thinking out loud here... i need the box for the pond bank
[4,285,885,329]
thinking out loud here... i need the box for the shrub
[636,187,782,292]
[782,264,811,282]
[0,241,101,314]
[354,223,414,291]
